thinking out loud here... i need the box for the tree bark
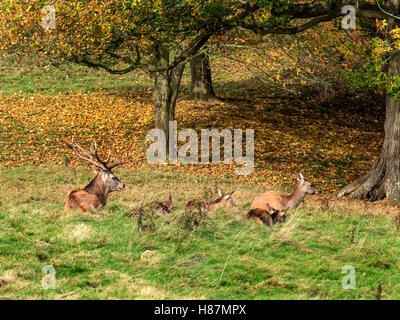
[190,52,221,102]
[150,45,184,147]
[338,1,400,202]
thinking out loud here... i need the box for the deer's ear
[297,172,304,181]
[217,187,224,197]
[224,194,231,201]
[229,191,235,196]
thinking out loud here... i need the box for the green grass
[0,166,399,300]
[0,54,267,101]
[0,52,395,300]
[0,55,196,96]
[0,56,153,95]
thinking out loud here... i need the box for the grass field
[1,54,399,300]
[0,166,399,300]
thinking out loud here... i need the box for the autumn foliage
[0,81,383,194]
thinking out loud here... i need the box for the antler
[66,138,123,171]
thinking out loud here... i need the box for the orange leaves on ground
[0,92,152,168]
[0,88,383,194]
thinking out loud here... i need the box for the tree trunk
[150,45,184,147]
[190,52,221,102]
[338,1,400,202]
[337,92,400,201]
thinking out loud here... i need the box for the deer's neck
[286,182,307,209]
[207,201,219,212]
[84,175,109,205]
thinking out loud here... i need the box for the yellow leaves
[0,91,152,167]
[376,19,387,32]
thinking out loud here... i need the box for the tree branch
[76,58,142,74]
[271,0,386,20]
[148,31,213,74]
[149,2,260,74]
[271,1,332,19]
[357,8,386,19]
[240,13,340,35]
[241,0,389,36]
[75,45,142,75]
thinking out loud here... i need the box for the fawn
[247,172,318,224]
[127,193,173,218]
[65,139,125,212]
[244,208,285,226]
[151,193,174,214]
[185,187,239,213]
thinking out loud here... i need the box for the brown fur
[251,172,318,220]
[151,193,174,214]
[65,165,124,213]
[185,188,239,213]
[65,170,109,212]
[251,190,296,219]
[244,208,276,226]
[185,199,210,213]
[65,189,102,212]
[243,209,286,227]
[64,139,125,213]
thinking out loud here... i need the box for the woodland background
[0,0,399,300]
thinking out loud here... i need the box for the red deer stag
[65,139,125,212]
[247,172,318,225]
[185,187,239,213]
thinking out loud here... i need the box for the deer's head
[215,187,240,212]
[67,139,125,193]
[89,165,125,192]
[297,172,319,195]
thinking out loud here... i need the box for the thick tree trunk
[150,45,184,147]
[190,52,221,102]
[152,72,171,139]
[337,91,400,201]
[338,1,400,202]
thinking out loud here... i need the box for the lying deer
[65,139,125,212]
[185,187,239,213]
[127,193,174,217]
[244,208,284,226]
[248,172,318,224]
[151,193,174,214]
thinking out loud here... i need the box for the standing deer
[65,139,125,212]
[185,187,239,213]
[247,172,318,225]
